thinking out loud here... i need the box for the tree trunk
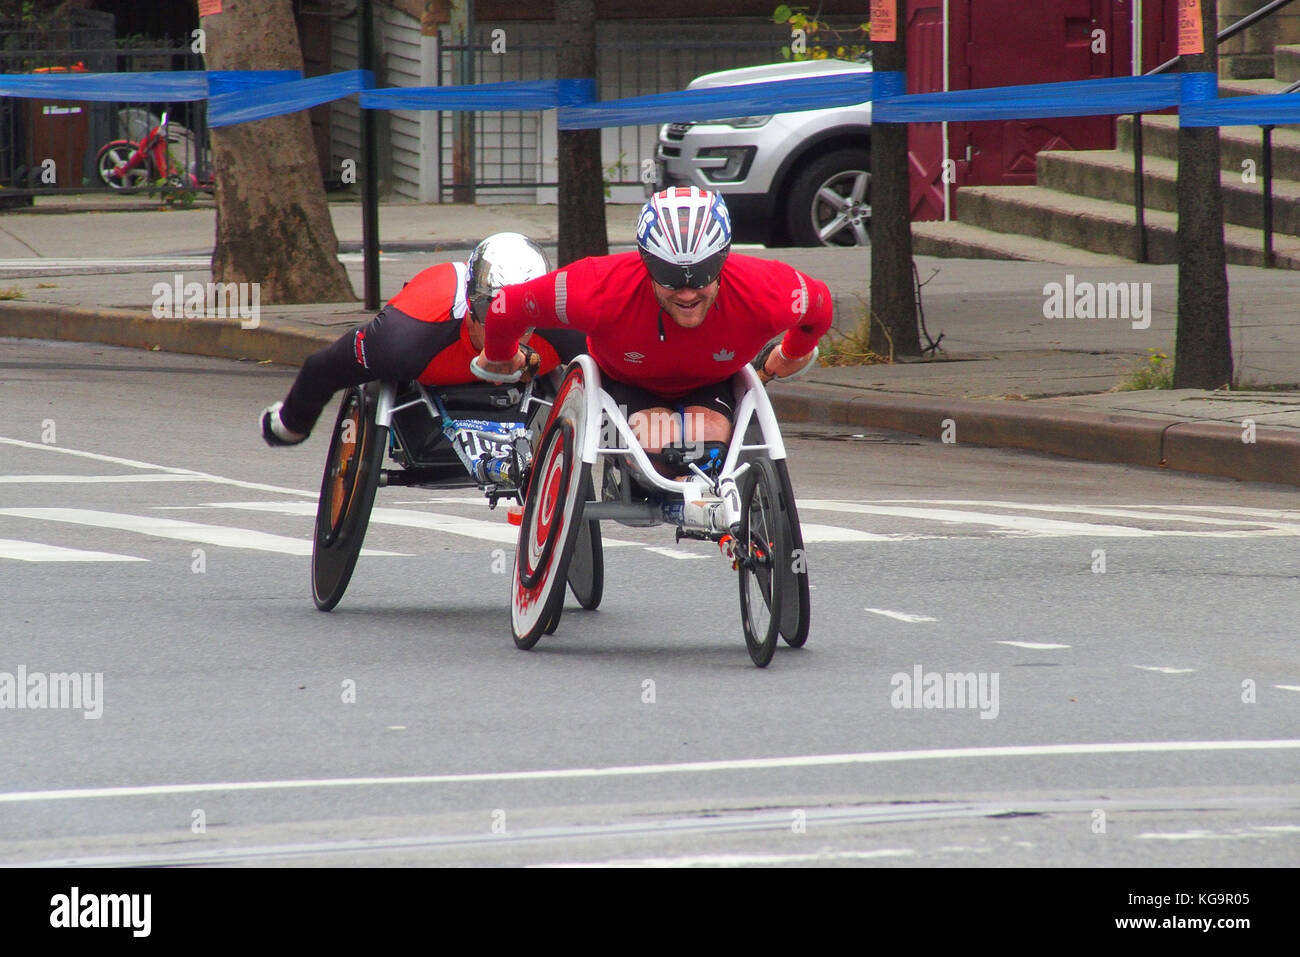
[555,0,608,266]
[1174,0,1231,389]
[869,9,920,359]
[199,0,356,303]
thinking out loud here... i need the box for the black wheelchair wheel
[737,456,786,667]
[311,383,386,611]
[774,459,810,648]
[511,384,593,649]
[566,518,604,610]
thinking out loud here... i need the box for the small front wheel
[737,456,786,667]
[95,141,153,191]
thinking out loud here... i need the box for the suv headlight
[724,115,773,128]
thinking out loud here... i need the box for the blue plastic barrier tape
[209,69,373,127]
[1179,90,1300,126]
[0,70,296,102]
[873,70,906,100]
[361,78,594,111]
[556,72,875,129]
[873,73,1213,123]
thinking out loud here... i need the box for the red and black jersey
[484,251,832,399]
[371,261,562,385]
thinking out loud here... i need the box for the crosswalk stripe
[0,538,146,562]
[0,508,401,557]
[874,500,1300,532]
[0,474,201,484]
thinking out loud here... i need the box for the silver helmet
[466,232,551,319]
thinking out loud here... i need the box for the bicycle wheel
[738,456,785,667]
[511,416,593,648]
[566,518,604,610]
[774,459,811,647]
[95,141,152,191]
[312,383,386,611]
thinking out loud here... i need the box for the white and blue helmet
[636,186,732,289]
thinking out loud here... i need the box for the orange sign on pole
[198,0,223,17]
[1177,0,1204,56]
[871,0,897,43]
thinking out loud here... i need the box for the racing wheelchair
[309,369,603,616]
[510,354,810,667]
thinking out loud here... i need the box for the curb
[5,300,1298,488]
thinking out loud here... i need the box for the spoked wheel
[512,363,594,649]
[311,383,387,611]
[566,518,604,610]
[95,141,152,191]
[774,459,810,647]
[737,457,786,667]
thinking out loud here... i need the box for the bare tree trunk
[1174,0,1232,389]
[869,10,920,358]
[555,0,607,266]
[199,0,356,303]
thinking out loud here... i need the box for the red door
[904,0,1176,221]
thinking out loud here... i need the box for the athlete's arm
[476,264,596,378]
[762,268,832,382]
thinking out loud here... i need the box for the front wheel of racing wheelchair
[510,355,810,666]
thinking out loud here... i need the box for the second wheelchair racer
[472,186,832,468]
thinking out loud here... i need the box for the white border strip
[2,740,1297,804]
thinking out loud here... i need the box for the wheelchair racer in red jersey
[471,187,832,474]
[259,233,584,446]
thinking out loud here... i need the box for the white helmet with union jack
[636,186,732,289]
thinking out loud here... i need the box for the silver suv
[655,57,872,247]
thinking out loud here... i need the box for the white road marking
[1275,685,1300,693]
[0,436,314,498]
[802,499,1300,538]
[881,499,1300,531]
[800,523,923,543]
[2,739,1297,804]
[644,547,709,560]
[539,849,917,868]
[0,474,202,484]
[864,607,937,623]
[0,507,399,557]
[997,641,1071,650]
[0,538,145,562]
[1136,830,1263,841]
[1134,666,1197,675]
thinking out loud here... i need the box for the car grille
[665,122,694,140]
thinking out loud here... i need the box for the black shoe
[260,402,308,447]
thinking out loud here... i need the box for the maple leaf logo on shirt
[712,348,735,362]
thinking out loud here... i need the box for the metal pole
[360,0,381,311]
[1263,125,1275,268]
[1133,115,1147,263]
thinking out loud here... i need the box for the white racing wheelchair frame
[309,372,603,614]
[511,355,810,667]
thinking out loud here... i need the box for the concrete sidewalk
[2,200,1299,487]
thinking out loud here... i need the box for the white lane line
[1136,830,1260,841]
[800,500,1156,537]
[540,849,917,868]
[0,474,202,484]
[800,523,926,543]
[864,607,938,623]
[1134,666,1197,675]
[0,257,210,268]
[0,538,146,563]
[801,499,1299,538]
[194,501,637,548]
[0,436,314,498]
[0,507,399,557]
[879,499,1300,532]
[1275,685,1300,693]
[997,641,1071,650]
[644,546,709,560]
[3,739,1297,804]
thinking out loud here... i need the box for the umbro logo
[623,351,645,363]
[712,348,734,362]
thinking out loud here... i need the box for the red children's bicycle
[94,111,214,192]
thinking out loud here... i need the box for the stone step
[1275,44,1300,85]
[1036,148,1300,234]
[954,184,1300,268]
[910,220,1130,265]
[1116,113,1300,179]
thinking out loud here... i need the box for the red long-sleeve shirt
[485,251,832,399]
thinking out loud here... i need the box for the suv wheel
[786,149,871,247]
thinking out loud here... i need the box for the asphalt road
[1,339,1298,868]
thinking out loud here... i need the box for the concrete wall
[1219,0,1300,79]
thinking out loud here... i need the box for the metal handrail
[1131,0,1300,264]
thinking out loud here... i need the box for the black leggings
[278,305,585,436]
